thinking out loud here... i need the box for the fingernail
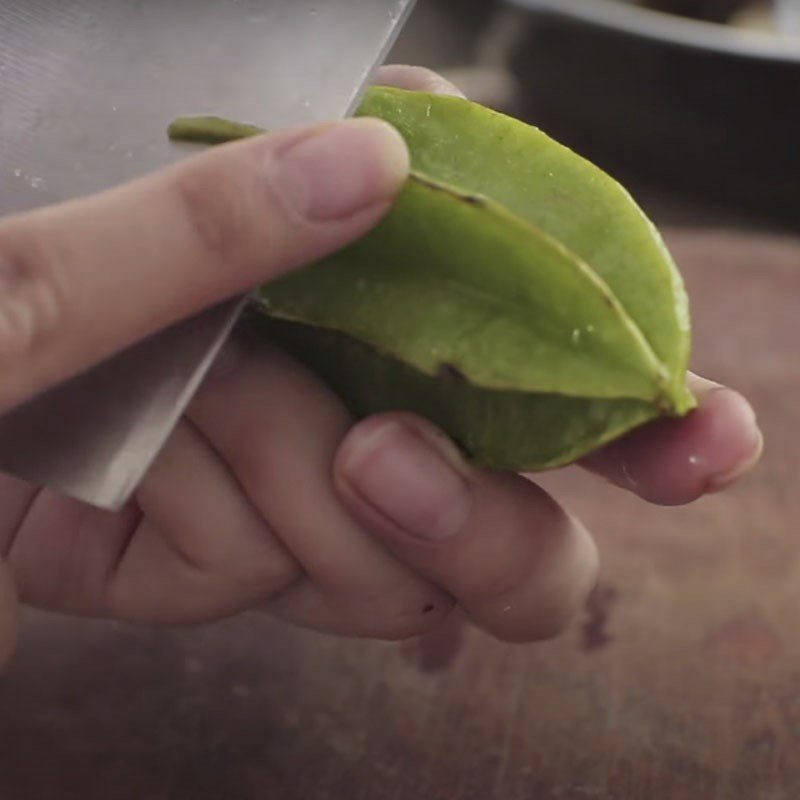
[341,421,472,541]
[270,118,409,222]
[707,426,764,493]
[704,389,764,493]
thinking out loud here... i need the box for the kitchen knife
[0,0,416,510]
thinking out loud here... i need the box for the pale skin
[0,67,763,667]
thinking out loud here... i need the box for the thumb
[0,559,18,668]
[0,118,409,412]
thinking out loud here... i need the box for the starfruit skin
[169,88,695,471]
[247,312,659,470]
[355,88,694,407]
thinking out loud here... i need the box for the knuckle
[226,431,283,500]
[226,548,300,599]
[177,524,300,601]
[172,163,254,267]
[0,229,65,368]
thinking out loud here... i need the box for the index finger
[0,118,408,413]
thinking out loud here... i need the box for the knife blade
[0,0,416,510]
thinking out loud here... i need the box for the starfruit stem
[168,116,265,145]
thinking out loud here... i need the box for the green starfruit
[168,86,694,471]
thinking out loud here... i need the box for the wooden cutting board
[1,229,798,800]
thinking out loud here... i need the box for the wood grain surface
[1,228,798,800]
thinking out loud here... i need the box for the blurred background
[2,3,800,799]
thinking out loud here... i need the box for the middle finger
[188,333,452,640]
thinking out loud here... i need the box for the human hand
[0,67,762,669]
[0,76,410,663]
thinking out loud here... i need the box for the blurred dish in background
[729,2,777,32]
[637,0,766,27]
[637,0,800,35]
[504,0,800,225]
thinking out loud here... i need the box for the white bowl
[506,0,800,62]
